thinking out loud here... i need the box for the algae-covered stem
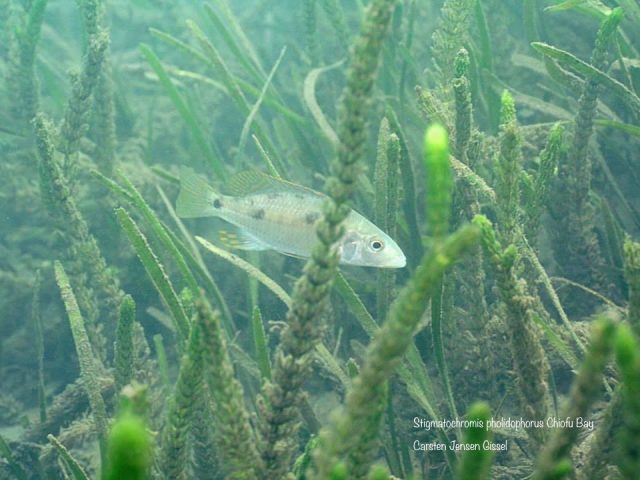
[53,261,109,470]
[256,0,398,478]
[114,295,136,392]
[425,125,460,432]
[457,402,494,480]
[532,319,616,480]
[104,386,152,480]
[34,113,124,361]
[197,296,262,479]
[159,319,205,480]
[475,215,551,448]
[613,323,640,479]
[8,0,48,129]
[550,8,624,303]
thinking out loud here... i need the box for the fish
[176,168,406,268]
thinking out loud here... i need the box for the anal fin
[219,228,269,251]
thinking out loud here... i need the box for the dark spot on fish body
[304,212,320,224]
[294,193,304,199]
[251,208,266,220]
[213,199,223,208]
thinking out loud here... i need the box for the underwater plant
[1,0,640,479]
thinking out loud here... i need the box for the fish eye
[369,239,385,252]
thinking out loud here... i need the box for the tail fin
[176,167,220,218]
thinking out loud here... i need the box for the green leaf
[251,306,272,381]
[115,207,191,345]
[238,46,287,155]
[196,236,291,307]
[531,41,640,116]
[139,43,226,180]
[0,434,28,480]
[303,60,344,146]
[545,0,588,12]
[594,118,640,137]
[47,434,91,480]
[423,124,453,239]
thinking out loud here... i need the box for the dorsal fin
[224,170,323,198]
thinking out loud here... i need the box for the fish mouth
[385,254,407,269]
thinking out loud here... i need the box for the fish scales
[220,192,322,256]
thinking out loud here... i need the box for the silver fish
[176,169,406,268]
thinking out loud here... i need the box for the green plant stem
[457,402,493,480]
[257,0,397,477]
[453,48,472,158]
[47,434,90,480]
[549,8,624,301]
[623,239,640,336]
[431,0,473,88]
[34,113,122,358]
[251,306,272,381]
[115,295,136,391]
[533,318,616,480]
[431,278,459,424]
[196,296,262,479]
[153,334,170,389]
[159,322,205,480]
[375,117,399,320]
[8,0,48,128]
[613,323,640,478]
[425,124,458,433]
[58,30,108,159]
[105,387,152,480]
[31,270,47,423]
[54,261,108,468]
[475,216,550,448]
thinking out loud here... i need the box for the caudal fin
[176,167,219,218]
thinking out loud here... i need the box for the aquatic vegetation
[533,318,616,479]
[259,1,398,476]
[1,0,640,479]
[114,295,136,392]
[547,8,625,306]
[312,125,479,478]
[53,261,108,466]
[6,0,47,129]
[105,385,152,480]
[456,402,493,480]
[624,239,640,332]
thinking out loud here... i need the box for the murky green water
[1,1,639,478]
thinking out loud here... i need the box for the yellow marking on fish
[219,230,241,249]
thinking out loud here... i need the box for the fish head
[339,222,406,268]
